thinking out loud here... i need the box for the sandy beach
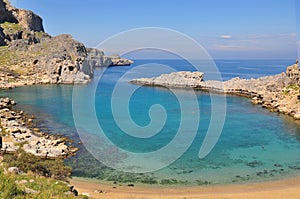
[70,176,300,199]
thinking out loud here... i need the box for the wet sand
[70,176,300,199]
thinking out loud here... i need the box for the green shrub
[286,84,300,91]
[0,169,24,199]
[0,168,78,199]
[3,150,72,181]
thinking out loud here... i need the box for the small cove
[1,59,300,185]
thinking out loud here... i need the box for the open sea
[1,59,300,185]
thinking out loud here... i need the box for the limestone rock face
[0,1,94,84]
[86,50,134,67]
[0,0,131,86]
[86,48,112,67]
[286,61,300,85]
[0,0,44,46]
[39,34,93,84]
[0,0,17,24]
[10,8,44,32]
[0,27,5,45]
[0,34,94,84]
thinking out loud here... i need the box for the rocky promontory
[0,0,94,85]
[86,49,134,67]
[131,71,204,87]
[0,0,133,88]
[108,54,134,66]
[131,61,300,120]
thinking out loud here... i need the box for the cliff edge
[0,0,133,87]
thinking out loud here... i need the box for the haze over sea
[1,59,300,185]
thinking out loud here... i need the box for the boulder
[25,187,40,195]
[294,113,300,120]
[7,167,19,174]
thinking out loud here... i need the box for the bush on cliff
[3,150,72,181]
[0,167,79,199]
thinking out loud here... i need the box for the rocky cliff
[0,0,97,85]
[0,0,43,45]
[0,33,95,85]
[0,0,133,86]
[86,48,112,67]
[86,49,134,67]
[286,59,300,86]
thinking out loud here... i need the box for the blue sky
[11,0,299,59]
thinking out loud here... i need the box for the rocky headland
[0,0,133,88]
[131,71,204,88]
[108,54,134,66]
[86,49,134,68]
[131,61,300,120]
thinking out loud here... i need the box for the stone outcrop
[0,0,17,24]
[36,34,94,84]
[0,34,95,85]
[0,0,44,46]
[86,48,112,67]
[0,0,94,85]
[10,8,44,32]
[286,59,300,86]
[0,97,78,158]
[0,0,133,86]
[131,61,300,120]
[108,55,134,66]
[86,50,134,67]
[131,71,204,87]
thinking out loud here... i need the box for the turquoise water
[1,59,300,185]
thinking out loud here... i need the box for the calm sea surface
[1,59,300,185]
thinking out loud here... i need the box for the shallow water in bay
[1,59,300,185]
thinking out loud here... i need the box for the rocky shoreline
[0,97,78,158]
[131,61,300,120]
